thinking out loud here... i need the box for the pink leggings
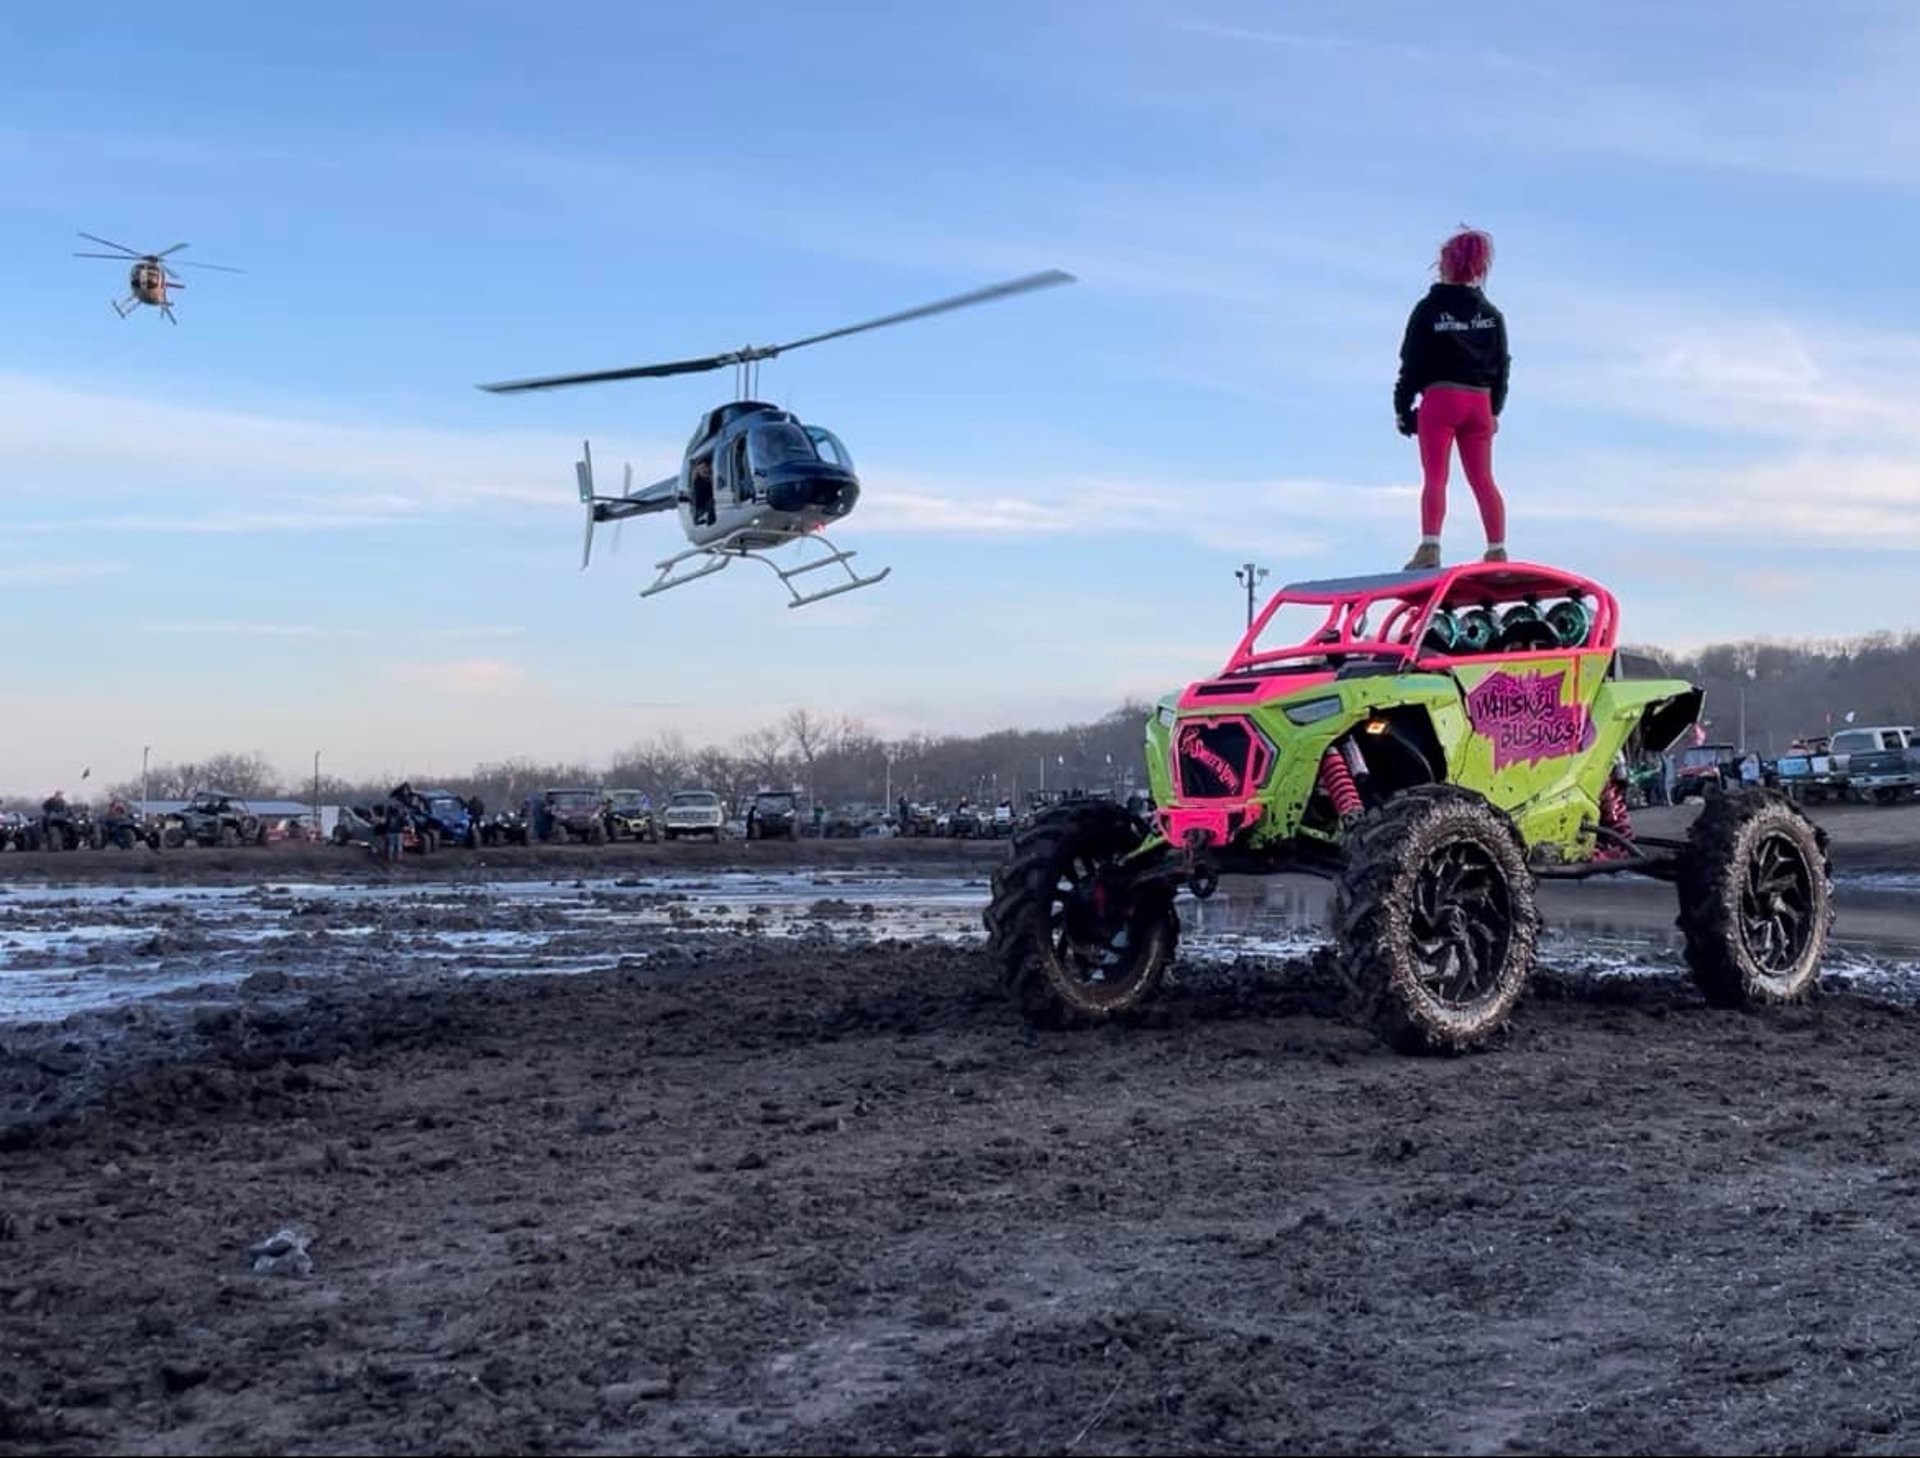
[1417,385,1506,541]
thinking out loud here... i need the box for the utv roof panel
[1281,561,1601,601]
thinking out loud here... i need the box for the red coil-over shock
[1319,746,1362,820]
[1597,778,1634,858]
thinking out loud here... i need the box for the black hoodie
[1393,282,1510,419]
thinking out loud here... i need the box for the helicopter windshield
[805,426,852,470]
[747,422,820,472]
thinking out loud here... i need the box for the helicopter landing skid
[638,529,891,609]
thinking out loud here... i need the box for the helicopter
[477,268,1075,609]
[71,232,244,323]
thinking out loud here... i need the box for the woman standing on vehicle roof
[1393,226,1510,570]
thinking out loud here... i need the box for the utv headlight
[1157,705,1177,728]
[1283,695,1343,725]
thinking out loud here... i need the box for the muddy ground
[5,797,1920,1454]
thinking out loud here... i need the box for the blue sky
[7,0,1920,791]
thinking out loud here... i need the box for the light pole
[1235,562,1269,628]
[141,745,151,812]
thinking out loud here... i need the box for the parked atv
[984,561,1834,1055]
[603,790,659,843]
[98,804,158,850]
[479,809,531,846]
[31,804,101,851]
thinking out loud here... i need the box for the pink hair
[1437,227,1494,285]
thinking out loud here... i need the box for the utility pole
[141,745,151,813]
[1235,562,1269,628]
[313,751,322,838]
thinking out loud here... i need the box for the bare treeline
[48,631,1920,813]
[87,705,1160,813]
[1640,631,1920,752]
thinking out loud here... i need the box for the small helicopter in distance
[72,232,244,323]
[477,268,1075,609]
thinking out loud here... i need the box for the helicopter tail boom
[575,440,677,569]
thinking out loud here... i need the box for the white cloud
[0,375,675,522]
[12,509,422,534]
[0,373,1412,555]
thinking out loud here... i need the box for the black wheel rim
[1409,840,1513,1008]
[1048,851,1152,991]
[1741,829,1816,973]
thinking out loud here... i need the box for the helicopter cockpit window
[804,426,852,470]
[748,422,820,473]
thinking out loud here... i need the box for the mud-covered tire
[589,820,608,845]
[1332,785,1539,1055]
[218,825,239,849]
[982,799,1175,1028]
[1676,787,1833,1009]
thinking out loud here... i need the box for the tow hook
[1188,860,1219,900]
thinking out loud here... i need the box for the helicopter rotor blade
[767,268,1076,357]
[173,260,246,273]
[75,231,145,258]
[154,242,190,259]
[476,350,744,393]
[474,268,1074,394]
[74,252,144,261]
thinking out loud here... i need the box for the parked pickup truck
[1829,725,1919,803]
[1771,752,1840,803]
[661,788,726,841]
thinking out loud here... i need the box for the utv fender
[1637,688,1705,755]
[1346,707,1446,795]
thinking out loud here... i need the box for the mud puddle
[4,866,1916,1025]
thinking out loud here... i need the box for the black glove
[1396,408,1418,438]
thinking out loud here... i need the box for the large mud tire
[983,800,1175,1028]
[1333,785,1539,1055]
[1676,787,1833,1009]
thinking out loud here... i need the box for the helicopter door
[729,434,754,505]
[690,450,716,525]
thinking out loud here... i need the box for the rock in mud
[249,1226,314,1279]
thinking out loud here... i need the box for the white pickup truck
[660,788,726,841]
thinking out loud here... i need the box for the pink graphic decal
[1177,725,1243,795]
[1465,669,1595,769]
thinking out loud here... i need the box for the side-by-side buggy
[984,561,1834,1053]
